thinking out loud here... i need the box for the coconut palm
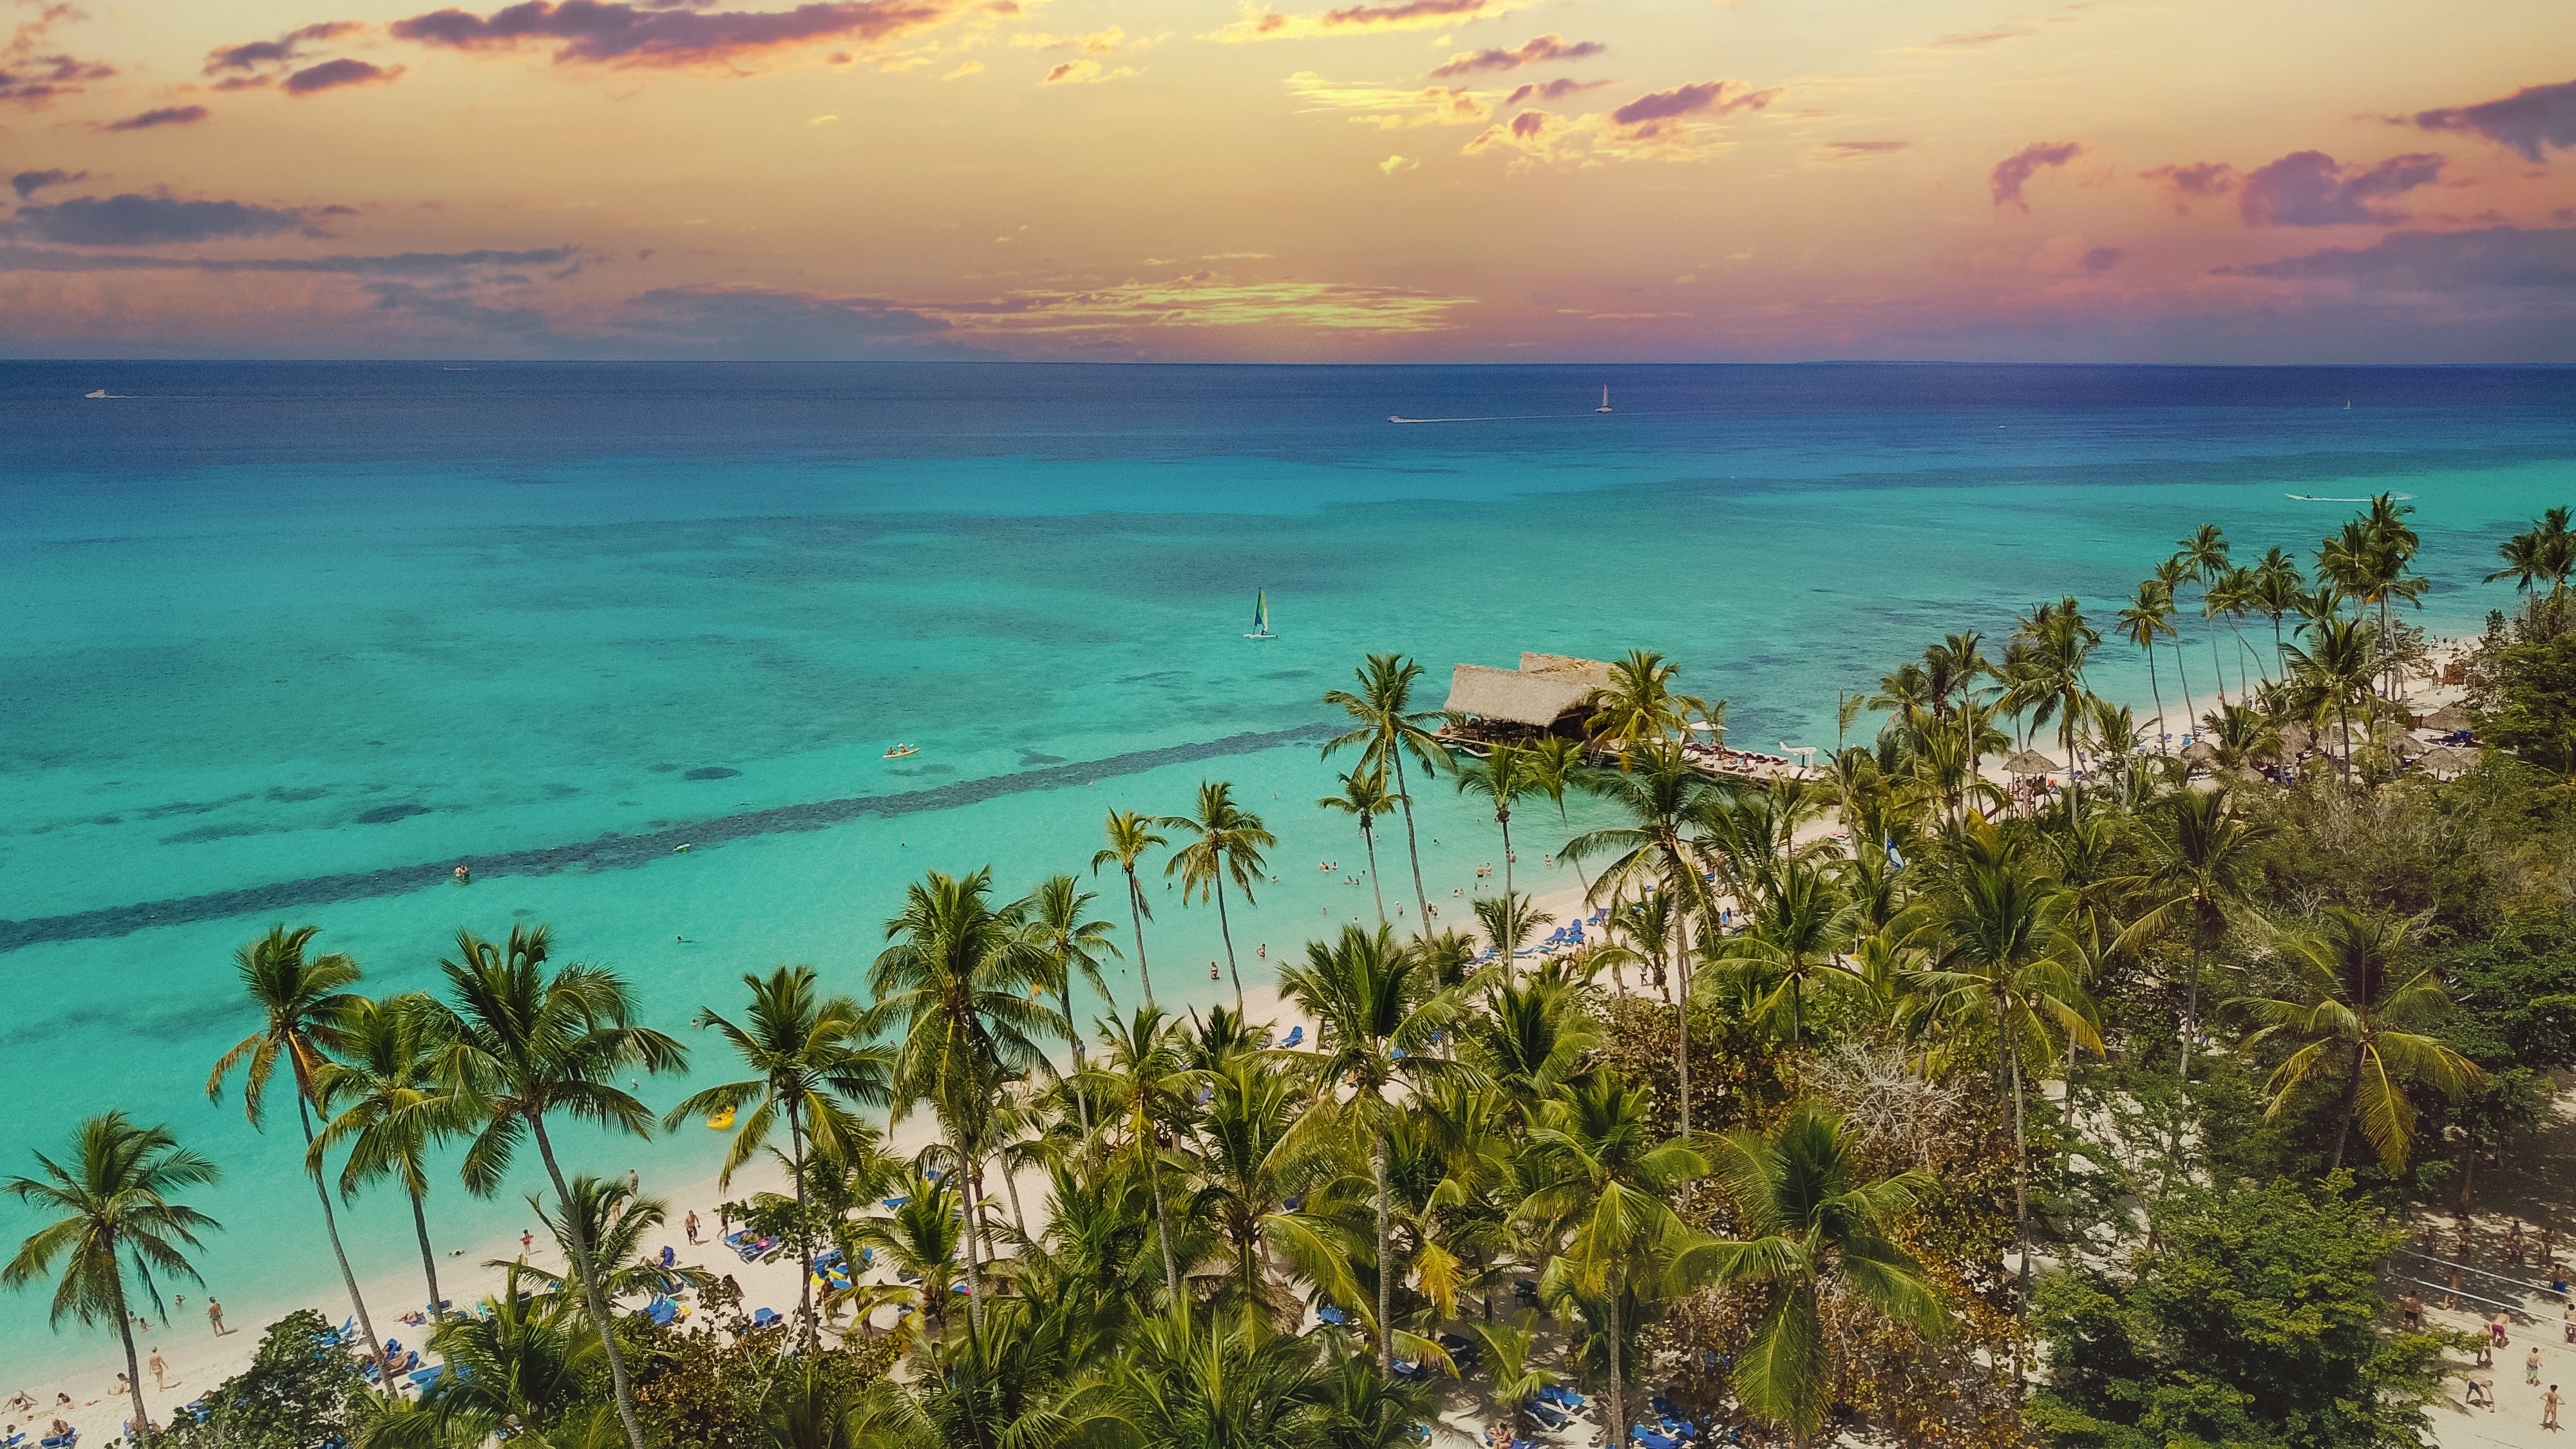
[2154,554,2202,727]
[1603,888,1678,999]
[1323,654,1452,933]
[1086,1004,1197,1308]
[1163,780,1277,1012]
[1565,742,1724,1136]
[1021,873,1122,1140]
[1189,1055,1349,1317]
[1703,855,1860,1048]
[2252,547,2306,682]
[2110,788,2273,1088]
[1278,925,1468,1372]
[1899,819,2101,1320]
[2014,596,2101,806]
[1473,891,1544,988]
[2118,581,2178,752]
[420,1264,600,1437]
[1094,810,1172,1009]
[1515,1071,1705,1442]
[2199,701,2282,776]
[1669,1103,1944,1446]
[2488,506,2576,603]
[2231,907,2484,1174]
[1103,1306,1336,1449]
[506,1173,710,1305]
[205,924,393,1382]
[663,965,887,1348]
[864,867,1062,1338]
[1466,974,1600,1117]
[1585,649,1716,762]
[1453,741,1541,902]
[4,1113,220,1448]
[2281,616,2380,780]
[2175,525,2232,705]
[308,992,472,1327]
[1318,769,1401,928]
[838,1170,967,1347]
[428,924,687,1449]
[2208,564,2261,699]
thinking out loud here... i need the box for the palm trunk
[1499,808,1514,905]
[2209,627,2228,706]
[2174,643,2197,740]
[2144,643,2166,755]
[1390,749,1432,936]
[1605,1280,1624,1449]
[1373,1124,1395,1375]
[1126,867,1157,1009]
[299,1098,393,1383]
[409,1187,446,1323]
[2179,936,2202,1088]
[1146,1132,1183,1306]
[531,1117,649,1449]
[1214,868,1244,1014]
[789,1099,817,1349]
[2329,1041,2367,1175]
[1673,894,1694,1141]
[111,1254,151,1448]
[2271,618,2286,684]
[2004,1018,2031,1396]
[1361,818,1387,927]
[1067,1009,1095,1142]
[1001,1155,1028,1242]
[947,1119,987,1339]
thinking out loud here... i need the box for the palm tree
[663,965,886,1348]
[1584,649,1716,761]
[1515,1072,1705,1443]
[1704,855,1859,1048]
[4,1114,220,1448]
[507,1173,710,1305]
[864,868,1061,1340]
[1323,654,1452,933]
[1088,1004,1196,1307]
[2209,564,2261,699]
[2154,554,2202,728]
[1023,873,1122,1140]
[2232,908,2484,1174]
[1669,1103,1944,1446]
[2110,788,2272,1089]
[1318,769,1400,927]
[1104,1307,1336,1449]
[2176,524,2232,705]
[1164,781,1276,1012]
[1565,743,1723,1136]
[1899,819,2100,1321]
[2015,596,2101,807]
[421,1264,600,1438]
[2282,616,2380,780]
[840,1170,967,1347]
[2118,581,2177,752]
[309,992,471,1327]
[205,925,393,1382]
[429,924,687,1449]
[1453,741,1540,903]
[1472,891,1544,987]
[1094,810,1171,1009]
[1278,925,1467,1372]
[1191,1055,1347,1318]
[2488,506,2575,603]
[2253,547,2306,683]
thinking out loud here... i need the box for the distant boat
[84,389,108,399]
[2343,399,2352,409]
[1244,591,1276,639]
[1595,386,1613,414]
[884,743,917,759]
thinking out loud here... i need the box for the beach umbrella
[2180,741,2218,765]
[2392,734,2431,760]
[2418,745,2479,776]
[2425,704,2472,734]
[2003,749,2058,775]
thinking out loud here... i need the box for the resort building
[1440,653,1616,746]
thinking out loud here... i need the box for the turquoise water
[3,361,2572,1370]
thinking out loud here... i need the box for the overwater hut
[1441,653,1615,747]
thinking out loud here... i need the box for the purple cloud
[2239,150,2443,227]
[1428,33,1603,79]
[1609,80,1776,135]
[1989,141,2083,212]
[2217,225,2576,292]
[100,106,212,132]
[205,23,367,73]
[0,53,117,106]
[2411,78,2576,163]
[1820,139,1907,159]
[2138,161,2237,214]
[10,167,88,200]
[391,0,970,66]
[2081,246,2121,272]
[1503,77,1606,107]
[285,58,404,93]
[4,193,325,245]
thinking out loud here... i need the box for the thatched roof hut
[2181,740,2219,765]
[2423,704,2472,734]
[1520,652,1616,692]
[2418,745,2480,777]
[1443,665,1596,728]
[2003,750,2059,775]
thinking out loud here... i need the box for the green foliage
[162,1310,363,1449]
[2029,1174,2450,1449]
[2481,629,2576,779]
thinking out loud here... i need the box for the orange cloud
[1209,0,1517,44]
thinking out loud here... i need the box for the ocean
[2,360,2571,1371]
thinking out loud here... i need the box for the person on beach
[2493,1312,2512,1348]
[149,1350,166,1391]
[206,1299,225,1336]
[521,1229,535,1259]
[2514,1220,2530,1264]
[686,1209,701,1244]
[455,864,471,883]
[2549,1384,2564,1430]
[112,1373,128,1397]
[2400,1293,2423,1330]
[2564,1301,2575,1343]
[2530,1346,2545,1385]
[2448,1269,2465,1309]
[2468,1374,2494,1410]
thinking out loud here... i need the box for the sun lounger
[409,1367,445,1388]
[1540,1384,1586,1408]
[882,1196,909,1209]
[1282,1027,1304,1048]
[39,1434,73,1449]
[1524,1401,1569,1430]
[750,1307,782,1329]
[1630,1428,1679,1449]
[1316,1305,1347,1325]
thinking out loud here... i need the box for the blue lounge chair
[1524,1401,1569,1430]
[1631,1429,1680,1449]
[409,1367,446,1388]
[882,1196,909,1209]
[646,1297,679,1326]
[1541,1384,1586,1409]
[39,1434,73,1449]
[1316,1305,1347,1325]
[1391,1359,1426,1382]
[750,1307,782,1329]
[1282,1026,1304,1048]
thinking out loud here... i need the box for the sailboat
[1244,591,1276,639]
[84,389,108,399]
[1595,386,1613,414]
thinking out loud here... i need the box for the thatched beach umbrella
[2280,722,2316,755]
[2425,704,2472,734]
[2003,749,2058,776]
[2418,745,2480,777]
[2392,734,2432,760]
[2181,740,2219,766]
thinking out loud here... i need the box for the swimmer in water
[454,864,471,883]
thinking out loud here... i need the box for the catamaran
[1596,386,1612,414]
[1244,592,1276,639]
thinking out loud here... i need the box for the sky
[2,0,2573,361]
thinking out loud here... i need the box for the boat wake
[2284,492,2416,502]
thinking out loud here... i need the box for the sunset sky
[3,0,2572,361]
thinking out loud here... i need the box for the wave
[2284,492,2417,502]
